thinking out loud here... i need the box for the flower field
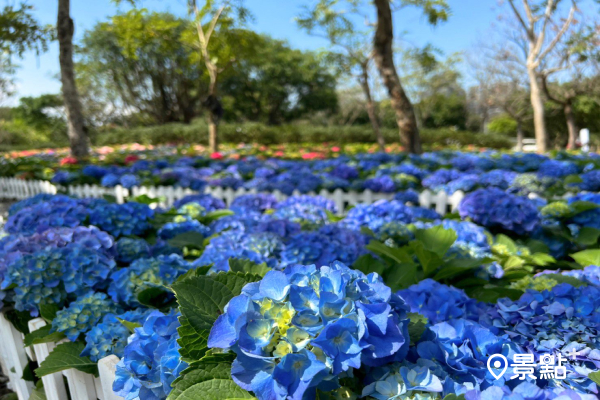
[1,151,600,400]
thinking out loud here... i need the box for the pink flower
[331,146,341,152]
[60,157,78,166]
[124,155,140,164]
[210,152,224,160]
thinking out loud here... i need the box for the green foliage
[35,342,99,378]
[170,271,261,399]
[228,259,270,277]
[407,313,428,345]
[488,114,519,135]
[571,249,600,267]
[0,4,52,57]
[23,325,66,347]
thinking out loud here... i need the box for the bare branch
[536,5,576,64]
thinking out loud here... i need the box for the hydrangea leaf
[589,371,600,386]
[167,378,254,400]
[384,262,418,291]
[366,240,413,265]
[4,308,32,334]
[39,304,59,324]
[177,316,209,363]
[352,254,387,276]
[228,259,270,277]
[410,241,443,277]
[23,325,66,347]
[569,200,600,215]
[433,258,482,281]
[200,209,235,225]
[414,226,457,257]
[117,317,142,334]
[29,381,47,400]
[35,342,98,378]
[137,286,176,310]
[495,234,517,253]
[570,249,600,267]
[168,363,232,400]
[537,274,587,288]
[407,312,428,345]
[173,272,261,333]
[168,232,207,250]
[575,227,600,246]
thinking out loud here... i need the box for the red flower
[210,152,224,160]
[124,155,140,164]
[331,146,341,152]
[60,157,78,166]
[274,151,284,157]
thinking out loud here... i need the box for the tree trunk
[57,0,89,159]
[564,102,578,150]
[359,65,385,152]
[208,112,219,153]
[527,68,548,153]
[516,121,524,152]
[372,0,421,154]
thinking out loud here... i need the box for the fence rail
[0,177,463,215]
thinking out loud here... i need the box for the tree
[78,10,209,125]
[401,49,467,129]
[58,0,89,159]
[220,36,338,124]
[372,0,449,154]
[297,0,385,150]
[188,0,250,152]
[503,0,578,153]
[0,3,52,104]
[541,23,600,148]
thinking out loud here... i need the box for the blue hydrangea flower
[538,160,578,179]
[173,194,225,211]
[231,194,278,213]
[272,203,329,230]
[51,292,117,341]
[459,188,540,235]
[113,310,187,400]
[343,200,414,231]
[82,308,152,362]
[395,190,420,205]
[208,263,410,400]
[157,219,210,241]
[275,195,338,214]
[89,202,155,237]
[108,255,191,307]
[116,238,151,264]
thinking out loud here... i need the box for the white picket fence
[0,177,464,215]
[0,312,123,400]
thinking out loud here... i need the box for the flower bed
[0,190,600,399]
[2,147,600,197]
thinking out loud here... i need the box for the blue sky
[11,0,499,103]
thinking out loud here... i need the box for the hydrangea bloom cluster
[343,200,415,231]
[89,202,155,237]
[115,237,151,264]
[83,308,152,362]
[459,188,540,235]
[109,255,191,306]
[51,292,117,341]
[113,310,187,400]
[208,262,410,400]
[157,219,210,241]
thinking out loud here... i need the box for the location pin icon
[487,354,508,380]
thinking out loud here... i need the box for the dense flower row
[0,186,599,399]
[2,148,600,196]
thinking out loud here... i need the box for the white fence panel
[98,356,124,400]
[0,313,33,400]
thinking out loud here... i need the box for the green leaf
[538,274,587,288]
[564,174,583,185]
[177,317,209,364]
[23,325,66,347]
[3,308,32,334]
[527,253,556,267]
[570,249,600,267]
[366,240,413,265]
[495,234,517,253]
[589,371,600,386]
[575,227,600,246]
[433,258,482,281]
[525,239,550,254]
[29,381,47,400]
[168,232,207,250]
[117,318,142,334]
[0,394,19,400]
[407,312,428,345]
[201,210,235,224]
[325,210,344,223]
[469,287,524,303]
[39,304,59,323]
[36,342,98,378]
[228,259,270,277]
[569,201,599,215]
[410,241,443,276]
[384,262,418,291]
[443,394,466,400]
[503,256,525,270]
[168,363,232,400]
[167,378,253,400]
[131,194,161,205]
[173,272,260,337]
[352,254,387,276]
[414,226,457,257]
[137,286,175,309]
